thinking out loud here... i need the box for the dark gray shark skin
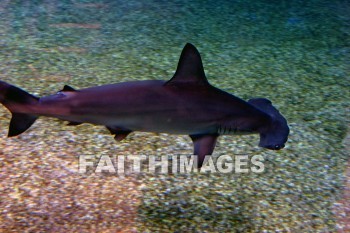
[0,43,289,167]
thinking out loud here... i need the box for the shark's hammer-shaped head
[248,98,289,150]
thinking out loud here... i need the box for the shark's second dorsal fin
[165,43,209,86]
[61,85,76,92]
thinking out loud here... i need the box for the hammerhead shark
[0,43,289,167]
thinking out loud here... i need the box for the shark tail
[0,81,39,137]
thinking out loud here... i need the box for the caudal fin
[0,81,39,137]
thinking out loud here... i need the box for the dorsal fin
[165,43,209,86]
[61,85,76,92]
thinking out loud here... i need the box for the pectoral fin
[67,121,82,126]
[106,126,132,142]
[190,134,218,168]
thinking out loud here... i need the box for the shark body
[0,43,289,167]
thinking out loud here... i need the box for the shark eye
[274,144,284,150]
[264,144,284,150]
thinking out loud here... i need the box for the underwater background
[0,0,349,232]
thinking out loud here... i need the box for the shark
[0,43,289,167]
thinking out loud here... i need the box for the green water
[0,0,349,232]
